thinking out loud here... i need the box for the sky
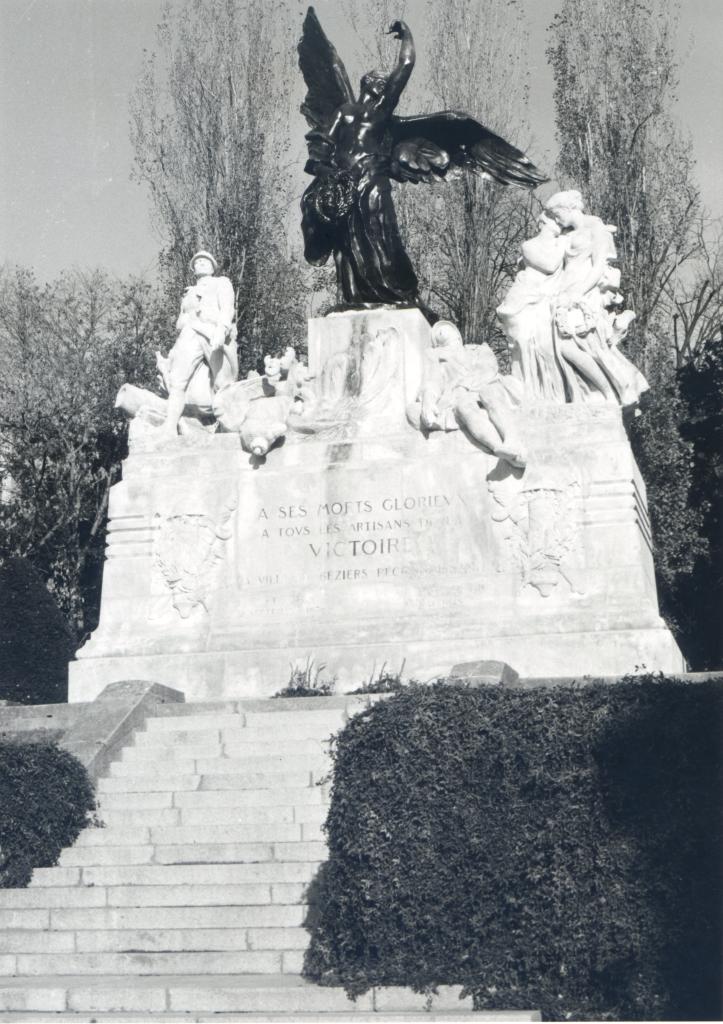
[0,0,721,282]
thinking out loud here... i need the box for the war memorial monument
[69,7,683,702]
[1,8,709,1021]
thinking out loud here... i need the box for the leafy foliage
[305,678,722,1021]
[672,338,723,668]
[0,267,166,637]
[0,739,96,888]
[0,558,75,704]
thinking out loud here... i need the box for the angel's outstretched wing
[298,7,355,132]
[389,111,548,188]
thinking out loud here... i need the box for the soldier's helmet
[189,251,219,273]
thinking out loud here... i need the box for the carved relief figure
[497,191,648,407]
[487,459,583,597]
[213,347,316,457]
[298,7,546,319]
[408,320,526,468]
[290,318,402,440]
[154,496,237,618]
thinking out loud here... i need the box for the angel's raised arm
[379,21,415,113]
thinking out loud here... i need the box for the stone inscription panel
[233,460,490,594]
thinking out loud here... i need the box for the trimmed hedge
[0,740,96,887]
[0,557,75,704]
[304,677,723,1021]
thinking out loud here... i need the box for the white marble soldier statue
[157,251,238,437]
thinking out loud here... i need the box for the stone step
[0,975,512,1016]
[98,788,327,813]
[98,790,327,817]
[93,808,183,828]
[0,1014,532,1022]
[0,909,51,930]
[140,710,344,737]
[0,926,308,955]
[60,841,326,868]
[105,883,308,908]
[97,771,319,794]
[74,827,152,847]
[108,822,321,845]
[0,889,108,911]
[171,787,327,808]
[6,949,304,977]
[31,861,320,889]
[133,728,224,747]
[109,754,330,778]
[95,804,327,828]
[123,738,327,760]
[123,742,223,761]
[0,933,75,954]
[243,710,346,727]
[143,713,245,732]
[153,700,243,716]
[132,725,339,748]
[49,905,306,932]
[0,883,307,910]
[153,822,326,845]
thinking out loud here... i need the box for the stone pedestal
[70,308,684,702]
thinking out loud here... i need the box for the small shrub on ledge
[303,675,723,1021]
[273,658,336,698]
[349,659,412,695]
[0,739,96,888]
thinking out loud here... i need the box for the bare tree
[667,219,723,369]
[130,0,306,373]
[401,0,539,358]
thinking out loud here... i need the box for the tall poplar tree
[130,0,306,374]
[547,0,710,655]
[547,0,700,368]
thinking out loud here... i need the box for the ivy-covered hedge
[0,740,96,888]
[0,557,75,704]
[304,677,722,1021]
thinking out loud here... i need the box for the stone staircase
[0,696,538,1020]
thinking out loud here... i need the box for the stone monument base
[70,309,684,702]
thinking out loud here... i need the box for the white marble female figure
[496,211,568,401]
[497,191,648,407]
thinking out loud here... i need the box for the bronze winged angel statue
[298,7,548,319]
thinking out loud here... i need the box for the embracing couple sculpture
[497,190,648,407]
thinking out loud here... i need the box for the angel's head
[359,70,388,102]
[544,190,584,229]
[537,211,562,236]
[431,320,464,350]
[263,346,296,381]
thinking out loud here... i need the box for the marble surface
[70,309,683,701]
